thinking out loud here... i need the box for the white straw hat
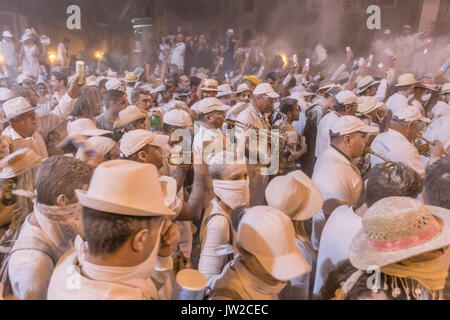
[392,107,431,123]
[75,160,175,217]
[0,148,43,179]
[355,76,380,94]
[357,96,383,115]
[216,84,234,98]
[349,197,450,270]
[440,83,450,95]
[1,97,36,123]
[253,83,280,98]
[395,73,417,87]
[235,83,252,94]
[105,78,123,91]
[266,170,324,221]
[237,206,311,281]
[113,106,147,129]
[120,129,169,157]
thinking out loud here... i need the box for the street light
[48,52,56,65]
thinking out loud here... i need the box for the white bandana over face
[212,178,250,209]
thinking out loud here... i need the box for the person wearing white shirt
[235,83,280,206]
[1,79,80,158]
[7,157,93,300]
[431,83,450,118]
[199,152,249,289]
[385,73,417,113]
[169,33,186,74]
[370,106,444,177]
[313,161,423,298]
[0,31,17,78]
[311,116,378,251]
[423,113,450,154]
[192,97,229,210]
[47,160,180,300]
[315,90,359,158]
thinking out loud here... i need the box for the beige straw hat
[0,148,44,179]
[349,197,450,270]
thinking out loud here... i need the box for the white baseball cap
[336,90,359,105]
[237,206,311,281]
[163,109,193,127]
[120,129,169,157]
[330,115,379,136]
[392,107,431,123]
[253,83,280,99]
[105,78,124,91]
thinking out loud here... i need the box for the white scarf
[75,221,164,299]
[233,257,286,300]
[34,201,83,255]
[212,179,250,210]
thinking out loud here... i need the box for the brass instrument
[417,134,450,157]
[365,147,391,162]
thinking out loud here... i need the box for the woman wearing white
[20,30,41,79]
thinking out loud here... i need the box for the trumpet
[365,147,391,162]
[417,134,450,157]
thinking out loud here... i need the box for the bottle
[1,178,17,206]
[150,112,161,132]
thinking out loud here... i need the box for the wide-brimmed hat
[85,75,97,86]
[216,84,234,98]
[19,29,35,43]
[75,160,175,217]
[113,106,147,129]
[123,72,138,83]
[1,97,36,123]
[237,206,311,281]
[357,96,383,115]
[416,77,438,92]
[200,79,219,92]
[336,90,359,105]
[67,118,112,137]
[266,170,324,221]
[105,78,124,91]
[349,197,450,270]
[392,106,431,123]
[0,87,14,103]
[440,83,450,95]
[120,129,169,157]
[356,75,381,94]
[395,73,418,87]
[0,148,43,179]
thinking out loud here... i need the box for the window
[244,0,254,12]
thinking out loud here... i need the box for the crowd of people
[0,24,449,300]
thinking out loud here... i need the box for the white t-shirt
[313,205,362,297]
[370,128,426,176]
[385,93,409,113]
[170,42,186,70]
[423,115,450,149]
[311,146,362,251]
[315,111,341,157]
[431,101,450,118]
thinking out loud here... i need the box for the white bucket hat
[113,106,147,129]
[349,197,450,270]
[67,118,112,137]
[163,109,193,127]
[330,115,379,136]
[1,97,36,123]
[395,73,417,87]
[265,170,324,221]
[75,160,175,217]
[216,84,234,98]
[0,148,44,179]
[120,129,169,157]
[237,206,311,281]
